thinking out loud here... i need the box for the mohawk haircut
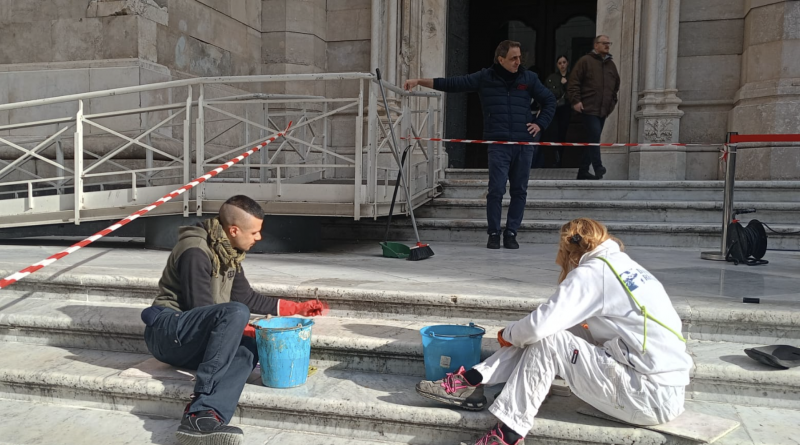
[219,195,264,228]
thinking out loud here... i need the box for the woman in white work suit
[416,218,693,445]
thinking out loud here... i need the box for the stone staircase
[1,242,800,444]
[324,169,800,249]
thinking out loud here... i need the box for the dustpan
[380,241,411,259]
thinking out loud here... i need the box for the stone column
[730,0,800,180]
[631,0,686,180]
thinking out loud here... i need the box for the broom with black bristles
[375,68,434,261]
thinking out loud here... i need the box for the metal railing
[0,73,444,227]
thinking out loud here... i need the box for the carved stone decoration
[643,119,673,143]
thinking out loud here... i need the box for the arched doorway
[448,0,598,168]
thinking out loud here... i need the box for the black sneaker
[577,170,597,180]
[487,233,501,249]
[503,232,519,249]
[176,409,244,445]
[594,166,607,180]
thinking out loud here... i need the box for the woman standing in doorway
[544,55,571,167]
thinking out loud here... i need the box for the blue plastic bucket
[253,317,314,388]
[420,323,485,381]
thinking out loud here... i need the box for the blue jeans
[579,114,606,173]
[487,143,537,236]
[143,302,257,424]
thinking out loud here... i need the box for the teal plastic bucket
[420,323,485,381]
[253,317,314,388]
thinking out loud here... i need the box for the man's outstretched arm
[231,270,326,317]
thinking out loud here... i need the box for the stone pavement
[1,238,798,305]
[0,239,799,444]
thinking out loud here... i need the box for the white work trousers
[473,330,685,437]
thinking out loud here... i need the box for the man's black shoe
[577,171,597,180]
[487,233,501,249]
[503,233,519,249]
[176,409,243,445]
[594,166,607,180]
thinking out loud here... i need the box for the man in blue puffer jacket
[404,40,555,249]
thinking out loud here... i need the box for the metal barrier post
[195,84,205,216]
[701,132,737,261]
[183,85,192,217]
[73,101,84,225]
[354,78,364,220]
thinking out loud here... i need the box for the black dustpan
[744,345,800,369]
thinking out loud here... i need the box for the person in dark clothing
[567,35,621,180]
[404,40,556,250]
[140,195,325,445]
[543,55,572,167]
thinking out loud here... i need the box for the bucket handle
[429,322,486,338]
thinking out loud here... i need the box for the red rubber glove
[497,329,512,348]
[278,299,329,317]
[243,324,256,338]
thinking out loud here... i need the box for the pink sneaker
[415,366,487,411]
[473,424,524,445]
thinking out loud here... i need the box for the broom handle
[383,146,411,243]
[375,69,423,244]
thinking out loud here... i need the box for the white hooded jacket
[502,239,693,386]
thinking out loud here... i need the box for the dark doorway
[453,0,597,168]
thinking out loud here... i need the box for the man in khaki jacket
[567,35,620,180]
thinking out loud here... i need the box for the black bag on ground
[726,219,768,266]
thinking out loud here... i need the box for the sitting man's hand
[497,329,513,348]
[279,299,329,317]
[297,300,328,317]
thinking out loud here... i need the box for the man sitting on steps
[415,218,692,445]
[140,194,326,445]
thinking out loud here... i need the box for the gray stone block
[327,0,370,11]
[742,40,782,84]
[169,0,248,56]
[679,110,731,145]
[327,40,371,72]
[0,22,55,64]
[0,0,89,24]
[677,55,741,93]
[262,32,326,69]
[7,69,88,137]
[50,16,139,63]
[744,2,785,46]
[157,27,241,77]
[680,0,745,22]
[685,148,721,180]
[326,8,370,42]
[137,16,159,63]
[261,0,287,32]
[87,67,141,135]
[679,20,744,57]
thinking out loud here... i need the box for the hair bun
[569,234,583,244]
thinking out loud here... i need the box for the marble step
[439,177,800,202]
[322,217,800,250]
[415,198,800,224]
[3,260,800,345]
[2,297,799,410]
[0,398,405,445]
[1,342,797,445]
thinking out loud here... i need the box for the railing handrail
[0,72,440,112]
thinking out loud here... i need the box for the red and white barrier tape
[0,122,293,290]
[402,134,800,147]
[400,136,703,147]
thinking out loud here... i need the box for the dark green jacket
[152,225,236,311]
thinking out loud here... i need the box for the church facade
[1,0,798,180]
